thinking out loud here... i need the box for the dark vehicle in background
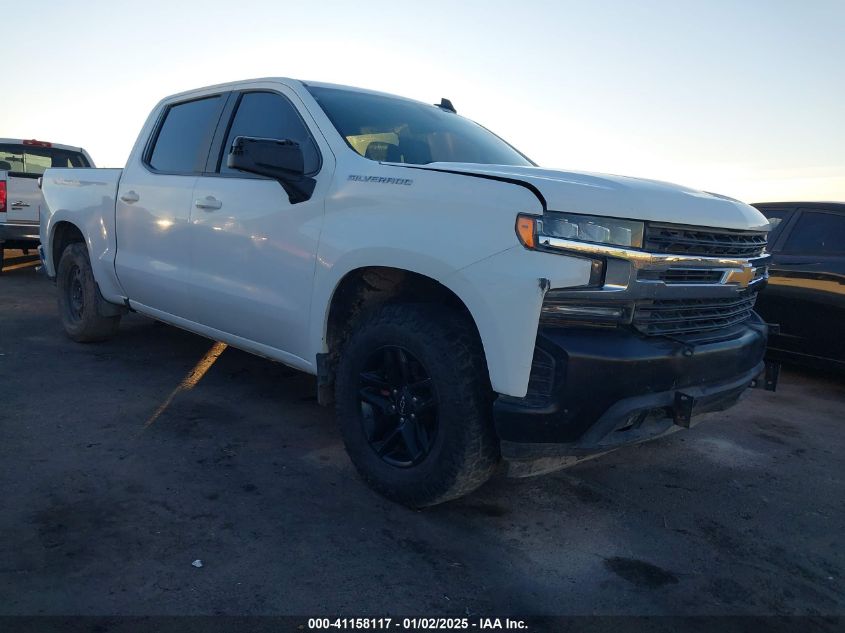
[752,202,845,371]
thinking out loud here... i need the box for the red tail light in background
[22,139,52,148]
[0,181,7,212]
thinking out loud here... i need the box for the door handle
[194,196,222,211]
[10,201,30,209]
[120,190,140,204]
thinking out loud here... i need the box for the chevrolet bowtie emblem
[725,265,756,288]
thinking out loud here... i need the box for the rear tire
[335,303,499,507]
[56,242,120,342]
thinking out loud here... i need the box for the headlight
[540,212,644,248]
[516,212,644,250]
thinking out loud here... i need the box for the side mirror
[227,136,316,204]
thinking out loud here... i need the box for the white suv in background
[0,139,93,270]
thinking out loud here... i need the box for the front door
[188,89,331,362]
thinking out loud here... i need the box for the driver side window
[219,91,320,175]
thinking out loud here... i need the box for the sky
[4,0,844,203]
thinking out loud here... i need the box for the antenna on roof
[435,98,457,114]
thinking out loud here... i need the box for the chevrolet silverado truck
[0,138,93,271]
[39,78,776,506]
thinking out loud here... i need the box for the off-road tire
[335,303,500,507]
[56,242,120,342]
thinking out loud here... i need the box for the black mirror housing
[227,136,316,204]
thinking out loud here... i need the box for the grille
[645,224,767,258]
[638,268,725,284]
[633,293,757,336]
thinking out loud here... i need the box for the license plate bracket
[673,392,695,428]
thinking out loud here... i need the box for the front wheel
[335,303,499,507]
[56,242,120,342]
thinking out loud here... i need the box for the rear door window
[782,210,845,255]
[148,96,224,174]
[217,91,320,175]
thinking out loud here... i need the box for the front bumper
[0,222,40,246]
[494,315,769,459]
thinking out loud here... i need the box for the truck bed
[40,168,124,300]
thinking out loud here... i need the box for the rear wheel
[335,303,499,507]
[56,242,120,342]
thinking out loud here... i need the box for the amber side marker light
[516,214,538,249]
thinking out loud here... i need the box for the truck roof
[160,77,436,109]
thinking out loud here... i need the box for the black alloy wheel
[335,303,500,506]
[358,345,438,467]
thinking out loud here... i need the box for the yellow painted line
[768,276,845,295]
[2,260,39,272]
[140,341,228,432]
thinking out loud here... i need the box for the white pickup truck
[0,139,93,270]
[39,78,775,506]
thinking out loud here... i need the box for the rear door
[0,142,89,224]
[114,95,227,319]
[763,208,845,363]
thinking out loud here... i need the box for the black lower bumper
[0,223,40,247]
[494,316,770,459]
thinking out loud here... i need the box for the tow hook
[751,359,780,392]
[673,392,695,428]
[674,356,780,429]
[749,321,781,392]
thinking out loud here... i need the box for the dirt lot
[1,249,843,617]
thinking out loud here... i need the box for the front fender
[308,246,472,361]
[446,247,593,397]
[310,159,585,396]
[310,245,593,398]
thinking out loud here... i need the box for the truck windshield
[306,86,534,167]
[0,144,90,178]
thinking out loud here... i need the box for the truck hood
[416,163,769,231]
